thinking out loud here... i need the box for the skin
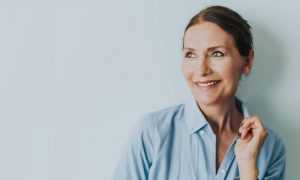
[181,21,267,179]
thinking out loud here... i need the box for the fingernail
[237,132,241,139]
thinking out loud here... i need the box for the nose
[194,57,211,76]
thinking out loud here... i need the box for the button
[200,130,204,135]
[220,169,226,174]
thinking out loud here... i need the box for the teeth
[197,81,218,87]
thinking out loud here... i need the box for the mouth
[194,80,221,88]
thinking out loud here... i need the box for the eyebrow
[183,46,229,52]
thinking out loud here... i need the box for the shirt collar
[184,95,250,135]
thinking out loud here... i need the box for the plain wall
[0,0,299,179]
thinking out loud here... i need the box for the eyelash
[185,52,195,58]
[211,51,224,57]
[184,50,224,60]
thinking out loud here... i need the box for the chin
[193,94,219,106]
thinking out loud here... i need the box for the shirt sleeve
[113,114,154,180]
[263,135,286,180]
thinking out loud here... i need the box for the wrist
[237,159,259,180]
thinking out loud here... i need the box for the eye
[211,51,224,58]
[184,52,196,59]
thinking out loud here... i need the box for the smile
[195,80,221,87]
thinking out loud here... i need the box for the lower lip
[195,81,221,89]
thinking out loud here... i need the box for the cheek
[232,64,244,81]
[219,63,242,83]
[181,61,193,80]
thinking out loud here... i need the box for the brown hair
[183,6,253,57]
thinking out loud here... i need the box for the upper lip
[194,80,221,84]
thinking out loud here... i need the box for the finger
[239,118,248,127]
[240,126,252,139]
[239,116,268,142]
[243,116,265,129]
[239,119,252,139]
[240,118,251,128]
[237,129,252,142]
[241,116,266,135]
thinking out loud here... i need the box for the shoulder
[114,104,186,179]
[258,125,286,166]
[130,103,186,148]
[126,103,186,156]
[256,126,286,178]
[263,126,285,151]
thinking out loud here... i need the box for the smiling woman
[113,6,285,180]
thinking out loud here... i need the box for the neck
[196,97,243,135]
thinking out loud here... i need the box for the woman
[114,6,285,180]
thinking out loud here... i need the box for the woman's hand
[234,116,268,180]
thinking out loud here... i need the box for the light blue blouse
[113,97,285,180]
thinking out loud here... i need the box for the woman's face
[181,21,251,106]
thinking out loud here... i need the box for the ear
[242,49,254,76]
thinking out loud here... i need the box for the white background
[0,0,299,179]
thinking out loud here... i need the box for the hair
[183,6,253,57]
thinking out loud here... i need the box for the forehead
[184,21,235,50]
